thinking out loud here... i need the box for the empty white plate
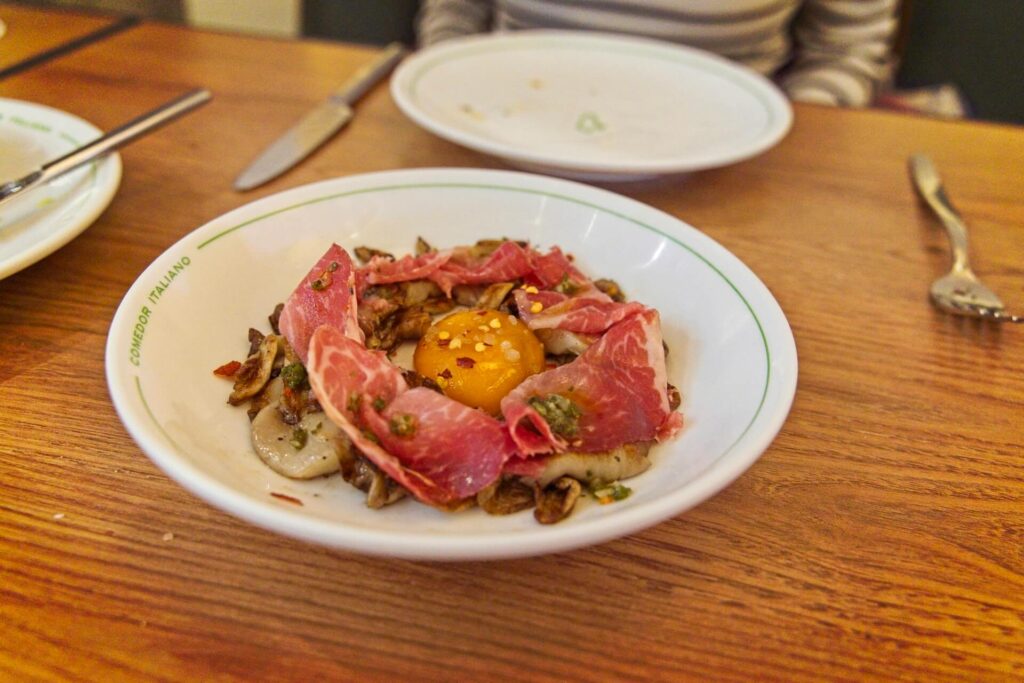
[392,31,793,181]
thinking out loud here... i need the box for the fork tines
[957,301,1024,323]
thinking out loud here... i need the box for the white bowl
[105,168,797,560]
[391,31,793,181]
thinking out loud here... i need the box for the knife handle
[330,42,408,106]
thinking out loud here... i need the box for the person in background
[417,0,901,108]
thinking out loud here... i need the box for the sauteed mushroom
[593,278,626,302]
[338,450,406,508]
[251,398,349,478]
[532,442,651,488]
[533,328,596,357]
[229,334,280,405]
[534,477,583,525]
[452,281,517,310]
[354,246,393,264]
[477,476,536,515]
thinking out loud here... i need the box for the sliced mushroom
[358,297,402,351]
[268,303,284,335]
[534,477,582,525]
[248,375,285,421]
[247,327,265,356]
[338,450,406,508]
[415,236,434,255]
[366,471,406,509]
[279,385,316,426]
[534,328,597,357]
[401,280,443,306]
[477,282,516,310]
[451,281,516,309]
[417,297,455,315]
[395,306,433,340]
[354,246,394,264]
[594,278,626,302]
[531,442,652,488]
[401,369,443,393]
[250,402,348,479]
[229,334,280,405]
[279,335,300,365]
[363,280,444,308]
[477,476,537,515]
[434,496,477,513]
[452,284,485,307]
[339,451,375,490]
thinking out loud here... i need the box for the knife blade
[234,42,407,191]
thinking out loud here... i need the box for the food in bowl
[217,238,683,523]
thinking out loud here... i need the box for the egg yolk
[413,309,545,415]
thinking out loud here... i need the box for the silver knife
[0,89,211,210]
[234,42,408,191]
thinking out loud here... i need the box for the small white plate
[392,31,793,181]
[0,99,122,280]
[105,168,797,560]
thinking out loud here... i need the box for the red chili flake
[438,368,453,379]
[270,492,304,506]
[437,338,451,347]
[456,357,476,369]
[476,310,488,316]
[213,360,242,377]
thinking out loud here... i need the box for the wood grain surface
[0,3,122,72]
[1,15,1023,683]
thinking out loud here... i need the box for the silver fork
[908,153,1023,323]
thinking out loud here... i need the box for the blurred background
[7,0,1024,125]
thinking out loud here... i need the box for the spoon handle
[908,153,972,273]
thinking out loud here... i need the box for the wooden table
[1,11,1022,682]
[0,4,132,75]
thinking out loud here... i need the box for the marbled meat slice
[363,389,517,499]
[279,244,362,364]
[525,247,588,289]
[357,241,584,297]
[435,240,534,290]
[514,288,646,335]
[501,308,683,456]
[361,251,452,290]
[307,325,517,505]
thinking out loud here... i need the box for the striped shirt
[417,0,901,107]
